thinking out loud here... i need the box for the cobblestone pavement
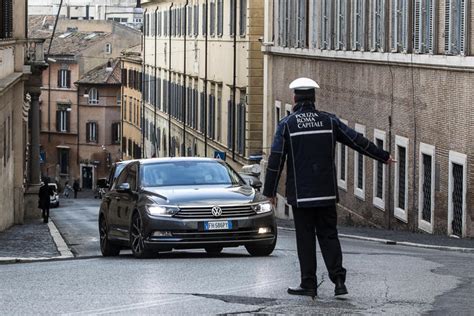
[0,219,60,259]
[277,218,474,249]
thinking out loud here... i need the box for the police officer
[263,78,394,298]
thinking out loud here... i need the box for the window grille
[0,0,13,39]
[371,0,386,52]
[452,163,463,236]
[445,0,468,55]
[336,0,349,50]
[391,0,409,52]
[320,0,333,49]
[397,146,406,209]
[375,138,384,198]
[421,153,432,222]
[352,0,366,51]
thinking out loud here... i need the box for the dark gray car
[99,157,277,258]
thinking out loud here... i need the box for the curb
[0,219,75,265]
[277,226,474,253]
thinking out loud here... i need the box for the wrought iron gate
[451,163,464,237]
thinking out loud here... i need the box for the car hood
[142,185,262,206]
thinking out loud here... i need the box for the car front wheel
[99,217,120,257]
[130,212,156,259]
[245,236,277,257]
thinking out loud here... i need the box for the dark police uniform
[263,101,389,291]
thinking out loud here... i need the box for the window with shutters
[58,148,69,175]
[210,1,216,37]
[158,11,162,37]
[0,0,13,39]
[227,99,235,148]
[239,0,247,36]
[354,124,366,200]
[277,0,288,46]
[391,0,409,52]
[88,88,99,105]
[445,0,468,56]
[86,122,98,143]
[371,0,386,52]
[373,129,386,210]
[188,6,192,36]
[56,107,70,133]
[448,151,467,237]
[217,85,222,141]
[199,91,205,132]
[394,136,409,222]
[276,0,308,48]
[237,90,246,155]
[335,0,349,50]
[352,0,367,51]
[123,98,127,121]
[418,143,435,233]
[217,0,223,37]
[164,10,168,36]
[208,91,216,140]
[194,5,199,36]
[337,119,349,190]
[230,0,236,37]
[320,0,333,49]
[58,69,71,88]
[202,3,207,36]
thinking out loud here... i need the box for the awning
[56,145,70,149]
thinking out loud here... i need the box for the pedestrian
[63,181,72,198]
[73,179,80,199]
[38,178,54,223]
[263,78,395,299]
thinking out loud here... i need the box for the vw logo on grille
[211,206,223,217]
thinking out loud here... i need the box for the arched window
[88,88,99,105]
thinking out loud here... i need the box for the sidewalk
[0,218,73,264]
[277,218,474,252]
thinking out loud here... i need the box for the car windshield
[140,161,243,187]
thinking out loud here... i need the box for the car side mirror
[247,178,262,191]
[117,183,131,193]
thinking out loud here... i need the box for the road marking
[48,220,74,258]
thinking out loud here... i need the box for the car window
[140,161,243,187]
[127,164,137,191]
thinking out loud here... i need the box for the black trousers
[42,206,49,221]
[293,205,346,289]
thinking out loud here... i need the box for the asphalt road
[1,198,473,314]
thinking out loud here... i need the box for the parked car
[49,183,59,208]
[99,157,277,258]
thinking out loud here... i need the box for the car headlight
[253,202,273,214]
[146,205,180,217]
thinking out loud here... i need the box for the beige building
[29,0,143,30]
[120,45,143,160]
[141,0,264,169]
[0,0,46,230]
[29,18,141,189]
[263,1,473,237]
[76,60,122,187]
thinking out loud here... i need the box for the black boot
[334,278,348,296]
[287,286,317,298]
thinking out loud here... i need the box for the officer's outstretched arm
[333,117,390,163]
[263,122,288,198]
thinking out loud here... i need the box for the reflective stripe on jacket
[263,102,390,208]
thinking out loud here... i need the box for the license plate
[204,221,233,231]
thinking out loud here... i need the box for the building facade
[30,19,141,189]
[120,45,143,160]
[76,60,122,188]
[29,0,143,30]
[141,0,264,170]
[263,0,473,237]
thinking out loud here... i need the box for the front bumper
[142,212,276,250]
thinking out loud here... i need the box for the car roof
[138,157,220,165]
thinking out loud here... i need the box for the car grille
[174,205,256,219]
[171,229,273,242]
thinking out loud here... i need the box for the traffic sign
[214,151,226,161]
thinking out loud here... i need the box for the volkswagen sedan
[99,158,277,258]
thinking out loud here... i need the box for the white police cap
[289,77,320,90]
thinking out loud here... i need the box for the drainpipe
[231,0,237,161]
[120,59,125,160]
[142,9,147,158]
[168,3,174,157]
[204,0,208,157]
[183,0,189,156]
[154,7,158,157]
